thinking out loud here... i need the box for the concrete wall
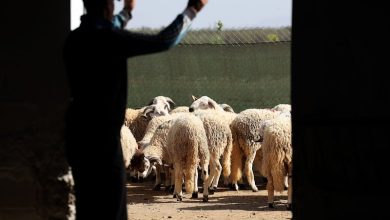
[0,1,72,219]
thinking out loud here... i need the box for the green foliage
[266,34,280,42]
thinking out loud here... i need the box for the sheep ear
[220,104,235,113]
[208,101,217,109]
[191,95,198,101]
[165,97,176,110]
[147,156,162,166]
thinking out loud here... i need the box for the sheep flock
[120,95,292,209]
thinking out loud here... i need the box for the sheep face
[138,158,153,178]
[130,152,162,178]
[147,96,175,115]
[143,96,175,119]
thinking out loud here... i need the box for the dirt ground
[126,178,292,220]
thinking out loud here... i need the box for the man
[63,0,207,219]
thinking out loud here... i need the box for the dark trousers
[65,122,128,220]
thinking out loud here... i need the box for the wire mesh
[126,26,291,111]
[128,27,291,45]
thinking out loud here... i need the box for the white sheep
[120,124,138,168]
[194,111,233,193]
[130,120,174,190]
[230,108,281,192]
[166,114,211,202]
[259,113,292,209]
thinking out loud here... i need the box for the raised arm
[112,0,136,29]
[114,0,208,57]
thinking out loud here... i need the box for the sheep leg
[163,166,171,191]
[211,159,222,191]
[202,168,211,202]
[153,165,162,191]
[174,166,183,201]
[287,175,292,210]
[267,180,275,208]
[208,159,216,194]
[192,168,199,198]
[169,167,175,193]
[244,151,258,192]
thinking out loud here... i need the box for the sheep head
[189,96,222,112]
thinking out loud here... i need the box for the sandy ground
[126,178,292,220]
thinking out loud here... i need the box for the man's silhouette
[63,0,208,219]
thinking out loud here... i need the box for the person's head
[83,0,115,20]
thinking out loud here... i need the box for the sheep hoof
[286,203,292,210]
[177,196,183,202]
[252,188,258,192]
[202,195,209,202]
[209,187,216,195]
[173,194,176,198]
[191,192,198,199]
[228,184,236,191]
[268,203,275,209]
[130,176,138,183]
[153,184,161,191]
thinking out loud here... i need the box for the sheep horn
[191,95,198,101]
[146,156,162,166]
[142,106,154,119]
[165,97,176,110]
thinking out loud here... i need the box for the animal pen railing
[126,27,291,112]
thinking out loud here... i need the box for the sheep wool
[260,115,292,192]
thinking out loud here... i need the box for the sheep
[229,108,281,192]
[130,120,174,190]
[124,96,175,142]
[166,114,211,202]
[194,111,233,193]
[120,124,138,168]
[259,113,292,209]
[124,107,151,142]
